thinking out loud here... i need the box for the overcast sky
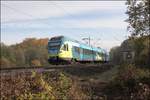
[1,1,130,51]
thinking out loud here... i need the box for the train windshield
[48,42,61,54]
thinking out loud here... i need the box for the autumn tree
[125,0,150,66]
[0,57,11,68]
[14,47,25,66]
[109,46,122,64]
[0,38,49,68]
[126,0,149,37]
[0,43,16,67]
[31,59,41,66]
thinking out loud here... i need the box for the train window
[90,50,94,55]
[91,50,94,55]
[50,37,62,41]
[49,45,60,50]
[93,51,96,55]
[62,44,68,51]
[61,45,64,51]
[83,49,93,55]
[85,49,88,54]
[74,46,80,53]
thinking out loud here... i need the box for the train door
[60,43,71,59]
[72,46,80,61]
[96,52,102,61]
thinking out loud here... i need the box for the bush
[43,71,88,100]
[0,72,55,99]
[0,71,88,99]
[105,64,150,100]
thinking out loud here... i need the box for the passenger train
[48,36,109,64]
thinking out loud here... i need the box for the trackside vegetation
[107,0,150,99]
[0,71,88,100]
[104,64,150,99]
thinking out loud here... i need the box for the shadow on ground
[61,64,113,78]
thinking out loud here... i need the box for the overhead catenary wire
[2,3,35,20]
[50,1,75,18]
[1,3,52,27]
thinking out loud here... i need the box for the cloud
[2,16,127,30]
[90,39,122,51]
[61,17,127,29]
[1,1,126,23]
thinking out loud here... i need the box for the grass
[62,64,118,83]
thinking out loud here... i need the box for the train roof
[49,35,107,53]
[63,36,106,52]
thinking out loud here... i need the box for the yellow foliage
[31,59,41,66]
[0,57,11,68]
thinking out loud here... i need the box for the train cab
[48,36,72,63]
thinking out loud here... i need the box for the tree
[0,38,49,68]
[126,0,150,66]
[133,36,150,66]
[109,46,122,64]
[126,0,150,37]
[1,43,16,66]
[14,47,25,66]
[0,57,11,68]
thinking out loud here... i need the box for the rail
[0,63,113,72]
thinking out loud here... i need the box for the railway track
[0,63,113,74]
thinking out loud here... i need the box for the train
[48,36,109,64]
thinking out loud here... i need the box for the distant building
[120,39,135,63]
[122,50,135,62]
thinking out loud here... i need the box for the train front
[48,36,62,63]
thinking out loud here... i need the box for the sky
[1,1,130,51]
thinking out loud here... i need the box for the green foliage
[105,64,150,99]
[109,46,122,64]
[125,0,150,67]
[133,36,150,66]
[126,0,150,37]
[1,43,16,65]
[117,64,150,81]
[14,47,25,66]
[110,35,150,67]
